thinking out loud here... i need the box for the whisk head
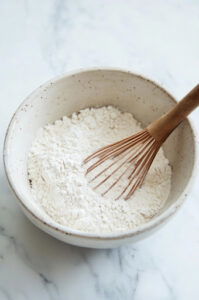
[84,130,161,200]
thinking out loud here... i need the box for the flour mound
[28,106,171,233]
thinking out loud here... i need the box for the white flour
[28,106,172,233]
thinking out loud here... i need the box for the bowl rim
[3,67,198,241]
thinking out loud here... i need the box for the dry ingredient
[27,106,172,233]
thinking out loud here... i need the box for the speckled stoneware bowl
[4,68,197,248]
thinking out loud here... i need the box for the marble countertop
[1,1,199,299]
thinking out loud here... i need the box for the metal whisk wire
[84,130,161,200]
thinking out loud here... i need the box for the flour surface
[28,106,172,233]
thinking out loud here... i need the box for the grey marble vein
[39,273,59,300]
[0,287,12,300]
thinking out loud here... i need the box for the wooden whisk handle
[147,84,199,141]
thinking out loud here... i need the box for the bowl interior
[4,69,196,232]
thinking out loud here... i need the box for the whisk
[84,84,199,200]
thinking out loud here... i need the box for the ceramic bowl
[4,68,197,248]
